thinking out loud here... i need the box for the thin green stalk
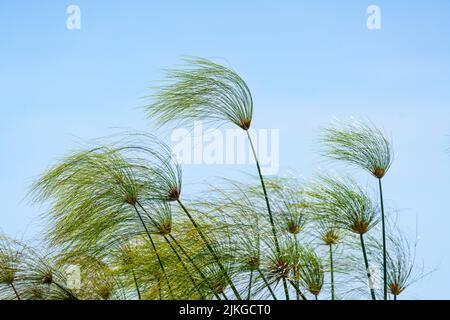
[378,178,387,300]
[167,233,223,300]
[132,205,174,299]
[394,294,397,301]
[287,279,308,300]
[157,280,162,300]
[360,233,376,300]
[257,268,277,300]
[246,130,289,300]
[247,270,253,300]
[329,244,335,300]
[54,281,78,300]
[177,199,241,300]
[315,295,318,301]
[164,235,205,299]
[135,201,205,299]
[10,283,21,300]
[132,269,141,300]
[294,234,300,300]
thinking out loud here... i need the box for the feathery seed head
[42,272,53,285]
[321,120,393,179]
[146,57,253,130]
[350,219,370,235]
[287,221,302,235]
[389,283,404,296]
[307,175,379,235]
[167,187,180,201]
[321,229,340,245]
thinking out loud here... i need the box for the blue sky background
[1,0,449,299]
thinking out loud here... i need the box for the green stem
[394,294,397,301]
[167,234,223,300]
[294,235,300,300]
[360,233,376,300]
[132,269,142,300]
[132,205,174,299]
[157,280,162,300]
[54,281,78,300]
[246,130,289,300]
[164,234,206,299]
[177,199,241,300]
[378,178,387,300]
[247,270,253,300]
[136,201,216,300]
[329,244,335,300]
[288,279,308,300]
[10,283,21,300]
[257,268,277,300]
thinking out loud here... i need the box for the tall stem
[132,205,174,299]
[167,233,223,300]
[136,201,219,300]
[360,233,376,300]
[294,235,300,300]
[378,178,387,300]
[53,281,78,300]
[246,130,289,300]
[257,268,277,300]
[177,199,241,299]
[164,234,206,299]
[288,279,308,300]
[10,283,21,300]
[329,244,335,300]
[132,269,141,300]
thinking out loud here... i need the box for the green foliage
[1,58,423,301]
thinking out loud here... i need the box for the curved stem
[163,234,206,299]
[167,234,223,300]
[257,268,277,300]
[329,244,335,300]
[288,279,307,300]
[136,201,221,300]
[378,178,387,300]
[10,283,21,300]
[132,269,141,300]
[360,233,376,300]
[53,281,78,300]
[246,130,289,299]
[177,199,241,300]
[132,205,174,299]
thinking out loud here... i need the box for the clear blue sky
[1,0,449,299]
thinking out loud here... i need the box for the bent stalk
[132,269,142,300]
[288,279,307,300]
[177,199,241,299]
[246,130,289,300]
[167,234,223,300]
[10,283,21,300]
[132,205,174,299]
[257,268,277,300]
